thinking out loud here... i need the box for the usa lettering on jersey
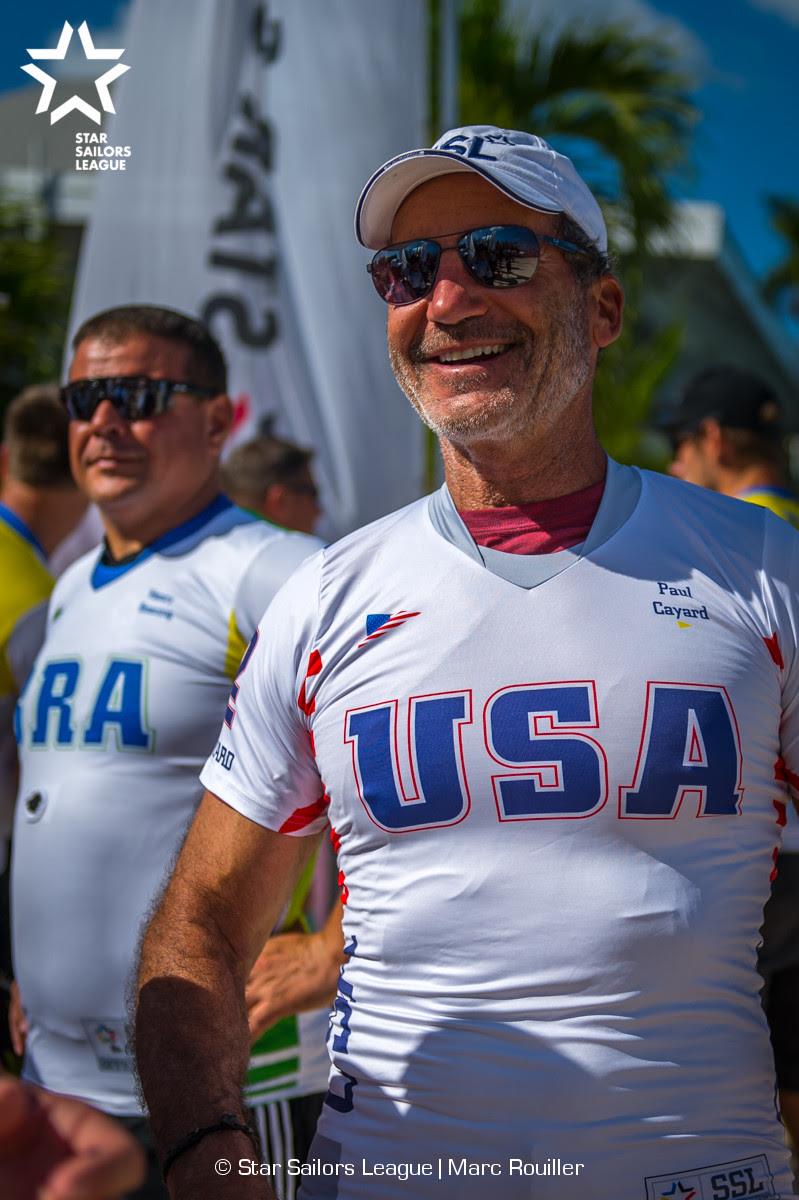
[345,679,742,832]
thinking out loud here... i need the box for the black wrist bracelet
[162,1112,260,1180]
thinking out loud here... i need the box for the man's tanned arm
[135,791,321,1200]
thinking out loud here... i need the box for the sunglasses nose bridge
[88,394,129,427]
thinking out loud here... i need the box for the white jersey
[12,496,324,1115]
[201,468,799,1199]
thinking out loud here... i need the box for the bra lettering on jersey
[31,660,80,745]
[344,681,743,831]
[29,658,154,752]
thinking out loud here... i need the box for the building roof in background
[635,202,799,425]
[0,82,96,172]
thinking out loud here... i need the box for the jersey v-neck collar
[90,494,232,590]
[426,459,642,590]
[0,501,47,562]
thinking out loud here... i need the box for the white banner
[68,0,427,536]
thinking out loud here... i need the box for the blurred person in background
[0,384,87,1066]
[222,429,321,535]
[665,365,799,526]
[9,305,339,1199]
[664,364,799,1149]
[49,502,106,579]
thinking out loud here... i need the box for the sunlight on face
[385,174,594,448]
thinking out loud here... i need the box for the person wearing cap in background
[665,364,799,1155]
[221,430,321,535]
[136,127,799,1199]
[665,364,799,527]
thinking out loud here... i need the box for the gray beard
[388,288,592,443]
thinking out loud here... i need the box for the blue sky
[650,0,799,279]
[4,1,798,293]
[507,0,799,288]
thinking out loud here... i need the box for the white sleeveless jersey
[201,470,799,1199]
[12,497,325,1115]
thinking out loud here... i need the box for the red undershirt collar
[458,479,605,555]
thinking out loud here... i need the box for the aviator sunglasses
[367,224,588,306]
[61,376,218,422]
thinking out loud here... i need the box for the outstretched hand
[0,1075,145,1200]
[246,904,344,1040]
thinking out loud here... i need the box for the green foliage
[594,319,682,467]
[762,195,799,318]
[457,0,697,260]
[0,199,70,413]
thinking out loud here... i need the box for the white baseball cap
[355,125,607,254]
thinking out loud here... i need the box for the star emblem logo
[20,21,130,125]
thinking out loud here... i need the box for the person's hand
[9,979,28,1056]
[246,906,344,1040]
[0,1074,145,1199]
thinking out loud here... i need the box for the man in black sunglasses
[137,129,799,1199]
[11,305,339,1198]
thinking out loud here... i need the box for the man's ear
[206,393,234,452]
[591,275,624,349]
[699,417,724,462]
[0,443,8,480]
[262,483,289,523]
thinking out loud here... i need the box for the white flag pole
[425,0,460,491]
[439,0,460,132]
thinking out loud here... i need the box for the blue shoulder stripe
[0,502,47,561]
[90,494,241,589]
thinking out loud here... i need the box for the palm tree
[454,0,698,256]
[762,196,799,318]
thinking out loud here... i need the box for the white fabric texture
[202,468,798,1198]
[12,503,321,1114]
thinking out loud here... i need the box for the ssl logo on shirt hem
[645,1155,777,1198]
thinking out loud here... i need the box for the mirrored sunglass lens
[104,381,133,417]
[371,241,439,303]
[462,226,540,287]
[129,380,162,418]
[63,379,171,420]
[64,385,95,420]
[113,379,173,419]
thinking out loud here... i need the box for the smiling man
[10,306,333,1199]
[137,130,799,1199]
